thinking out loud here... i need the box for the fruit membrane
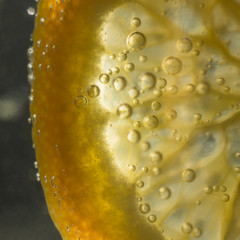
[29,0,240,239]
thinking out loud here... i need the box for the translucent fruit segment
[30,0,240,240]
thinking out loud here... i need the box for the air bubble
[117,104,132,119]
[113,77,126,91]
[185,83,195,92]
[181,222,193,234]
[235,152,240,159]
[142,166,149,173]
[143,115,158,129]
[27,7,35,16]
[222,194,230,202]
[74,95,88,108]
[204,185,213,194]
[182,169,196,182]
[148,215,157,223]
[131,17,141,27]
[158,187,171,200]
[128,165,136,171]
[234,167,240,173]
[177,37,193,53]
[128,87,139,98]
[167,109,177,120]
[139,203,150,214]
[162,56,182,75]
[117,52,127,61]
[87,85,100,98]
[194,113,202,121]
[138,72,156,90]
[151,101,161,111]
[216,77,225,85]
[196,82,210,95]
[141,142,150,151]
[124,63,135,72]
[139,55,147,63]
[127,32,146,51]
[136,180,144,188]
[111,67,120,74]
[127,130,140,143]
[99,74,110,84]
[156,78,167,89]
[192,227,202,237]
[149,151,162,164]
[219,185,227,192]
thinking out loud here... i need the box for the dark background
[0,0,61,239]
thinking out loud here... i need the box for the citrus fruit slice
[30,0,240,239]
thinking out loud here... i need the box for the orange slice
[30,0,240,239]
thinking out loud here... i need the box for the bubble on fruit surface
[130,17,141,27]
[138,72,156,90]
[148,215,157,223]
[113,77,126,91]
[117,52,127,61]
[87,85,100,98]
[149,151,162,164]
[176,37,193,53]
[192,227,202,237]
[99,74,110,84]
[196,82,210,95]
[141,142,150,151]
[204,186,213,194]
[127,130,140,143]
[162,56,182,75]
[139,55,147,63]
[117,104,132,119]
[156,78,167,89]
[128,87,139,98]
[151,101,161,111]
[74,95,88,108]
[143,115,158,129]
[124,63,135,72]
[157,186,171,201]
[181,222,193,234]
[136,180,144,188]
[139,203,150,214]
[127,32,146,51]
[182,169,196,182]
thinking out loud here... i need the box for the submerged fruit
[29,0,240,239]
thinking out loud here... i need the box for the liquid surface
[30,0,240,239]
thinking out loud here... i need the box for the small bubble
[40,17,45,25]
[196,82,210,95]
[109,54,116,60]
[27,7,35,16]
[117,104,132,119]
[44,175,48,183]
[128,87,139,98]
[216,77,225,85]
[192,227,202,238]
[182,169,196,182]
[87,85,100,98]
[74,95,88,108]
[32,113,37,123]
[139,203,150,214]
[99,74,110,84]
[159,187,171,200]
[58,198,68,209]
[34,161,38,169]
[124,63,135,72]
[156,78,167,89]
[128,165,136,171]
[167,85,178,95]
[51,176,61,188]
[138,72,156,90]
[142,166,149,173]
[133,121,141,128]
[137,196,142,202]
[143,115,158,129]
[105,69,112,76]
[222,194,230,202]
[149,151,162,164]
[127,32,146,51]
[213,185,219,192]
[204,185,213,194]
[167,109,177,120]
[139,55,147,63]
[154,67,161,73]
[219,185,227,192]
[141,142,150,151]
[148,215,157,223]
[117,53,127,61]
[185,83,195,92]
[235,152,240,159]
[35,172,40,181]
[176,37,193,53]
[234,167,240,173]
[194,113,202,121]
[151,101,161,111]
[152,167,161,175]
[181,222,193,234]
[127,130,140,143]
[131,17,141,27]
[162,56,182,75]
[111,67,120,74]
[153,89,163,97]
[196,200,201,205]
[113,77,126,91]
[136,180,144,188]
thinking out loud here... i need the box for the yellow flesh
[30,0,240,239]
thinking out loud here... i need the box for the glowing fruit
[30,0,240,239]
